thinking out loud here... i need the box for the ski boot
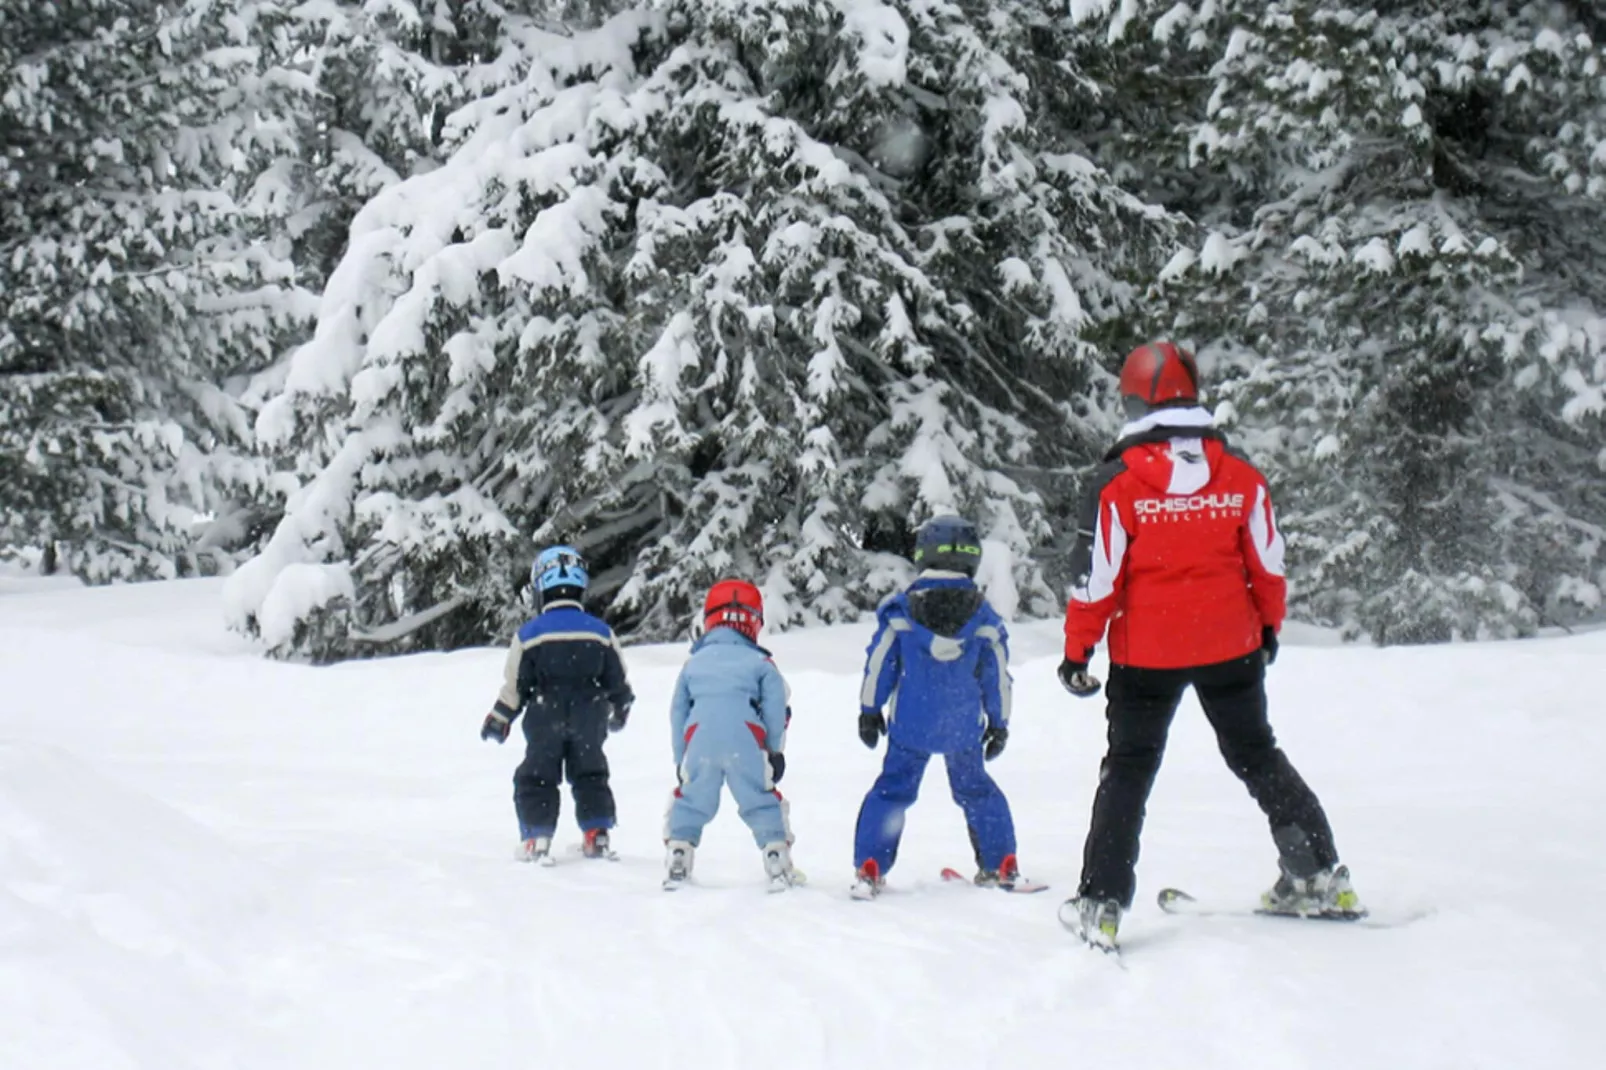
[1260,863,1365,919]
[761,841,800,893]
[581,827,616,860]
[850,858,885,900]
[1059,896,1122,952]
[974,853,1026,891]
[517,836,554,866]
[663,840,695,891]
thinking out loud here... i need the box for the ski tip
[1057,899,1078,930]
[1156,887,1194,909]
[940,867,967,882]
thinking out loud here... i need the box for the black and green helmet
[913,515,983,577]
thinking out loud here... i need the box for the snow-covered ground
[3,574,1604,1069]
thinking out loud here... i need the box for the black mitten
[1057,658,1102,698]
[858,710,886,749]
[480,710,511,743]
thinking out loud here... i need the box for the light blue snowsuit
[666,627,791,847]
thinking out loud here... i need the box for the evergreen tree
[0,0,315,579]
[225,0,1169,659]
[285,0,495,288]
[1070,0,1606,641]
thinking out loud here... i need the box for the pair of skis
[939,867,1051,894]
[1062,886,1422,957]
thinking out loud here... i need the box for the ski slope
[3,573,1604,1070]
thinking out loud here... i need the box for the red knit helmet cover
[1119,341,1199,407]
[703,579,764,641]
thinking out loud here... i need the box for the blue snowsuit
[666,627,792,848]
[853,573,1016,874]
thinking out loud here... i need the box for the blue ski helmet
[913,515,983,577]
[532,545,588,604]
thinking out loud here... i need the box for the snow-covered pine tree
[0,0,315,579]
[1069,0,1606,642]
[226,0,1170,660]
[284,0,496,289]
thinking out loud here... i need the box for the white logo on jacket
[1133,493,1246,520]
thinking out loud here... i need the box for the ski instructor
[1058,341,1363,950]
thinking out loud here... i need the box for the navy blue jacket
[493,602,633,726]
[859,573,1011,755]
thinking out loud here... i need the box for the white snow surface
[3,576,1605,1069]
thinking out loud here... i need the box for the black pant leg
[513,706,565,838]
[1194,654,1338,878]
[563,702,616,832]
[1078,665,1187,908]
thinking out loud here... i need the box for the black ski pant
[513,700,615,838]
[1078,653,1338,908]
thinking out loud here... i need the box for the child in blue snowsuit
[852,515,1024,896]
[663,579,798,890]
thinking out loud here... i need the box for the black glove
[480,710,511,743]
[768,752,786,784]
[609,703,630,732]
[1260,627,1279,666]
[858,710,886,749]
[1057,657,1102,698]
[982,725,1008,761]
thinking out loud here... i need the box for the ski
[567,842,621,862]
[762,866,809,893]
[940,867,1051,894]
[1156,887,1430,929]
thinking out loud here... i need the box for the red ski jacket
[1063,410,1286,670]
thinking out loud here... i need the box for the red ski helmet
[1119,341,1199,417]
[703,579,764,641]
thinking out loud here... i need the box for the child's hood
[893,574,991,641]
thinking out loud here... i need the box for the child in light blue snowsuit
[664,579,796,889]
